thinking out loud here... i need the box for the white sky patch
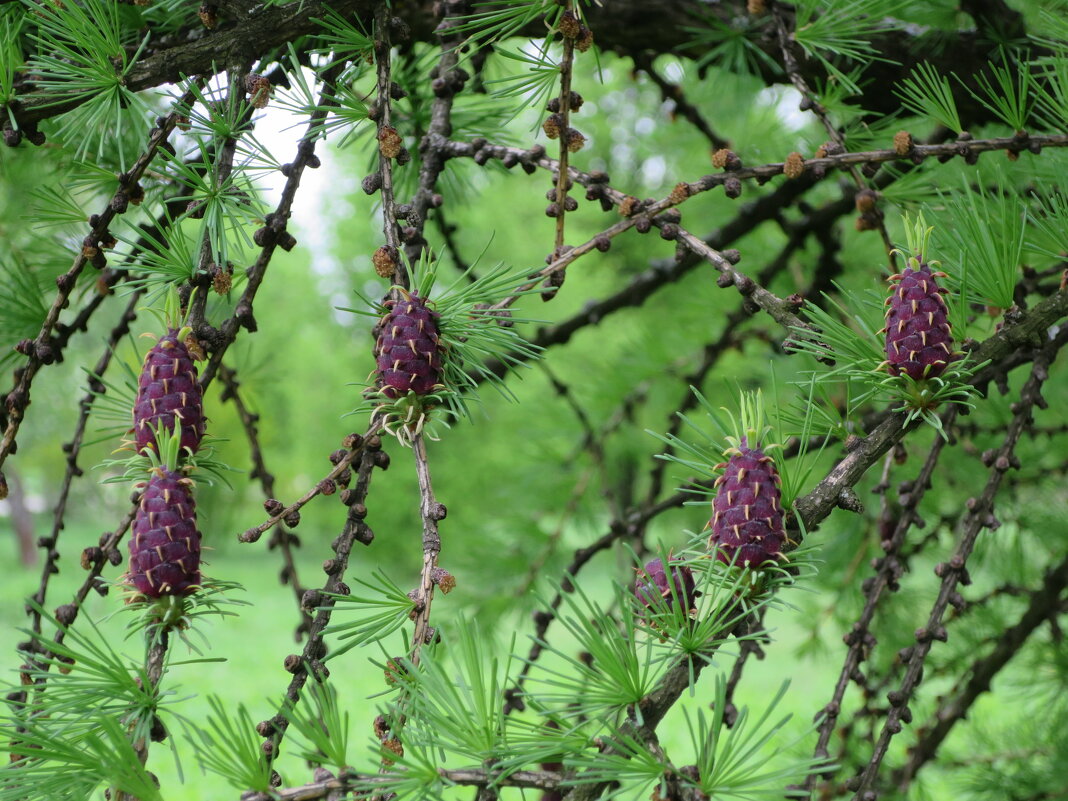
[759,85,808,132]
[250,82,342,270]
[641,154,667,188]
[635,116,656,136]
[161,69,344,280]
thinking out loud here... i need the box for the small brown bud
[619,195,639,217]
[362,172,382,195]
[893,130,913,156]
[747,0,766,14]
[245,74,271,109]
[378,126,402,159]
[210,263,232,295]
[198,3,217,28]
[724,176,742,198]
[575,25,594,52]
[855,213,878,231]
[373,714,390,740]
[669,182,691,204]
[542,114,563,140]
[372,246,397,278]
[81,546,102,570]
[854,189,878,213]
[783,152,805,179]
[54,604,77,626]
[431,567,456,594]
[558,10,581,39]
[814,141,843,159]
[283,654,302,673]
[384,658,406,685]
[301,590,323,613]
[566,128,586,152]
[712,149,742,170]
[594,235,611,252]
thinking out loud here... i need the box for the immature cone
[133,329,205,455]
[374,293,443,398]
[634,558,696,615]
[709,440,786,567]
[883,261,954,380]
[128,469,201,597]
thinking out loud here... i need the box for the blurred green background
[1,41,1066,799]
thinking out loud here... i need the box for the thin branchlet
[848,341,1061,800]
[219,364,311,637]
[0,85,202,473]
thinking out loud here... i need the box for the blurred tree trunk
[5,469,35,566]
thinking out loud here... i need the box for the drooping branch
[28,289,144,639]
[238,445,361,544]
[807,420,954,789]
[544,0,580,298]
[407,433,445,667]
[371,2,408,290]
[0,87,199,475]
[218,364,311,636]
[891,551,1068,793]
[198,63,344,389]
[5,1,1030,135]
[769,3,895,261]
[847,340,1061,800]
[258,432,380,765]
[115,630,171,801]
[402,0,466,264]
[633,55,730,150]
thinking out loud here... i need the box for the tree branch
[891,551,1068,792]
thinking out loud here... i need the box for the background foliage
[1,1,1067,800]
